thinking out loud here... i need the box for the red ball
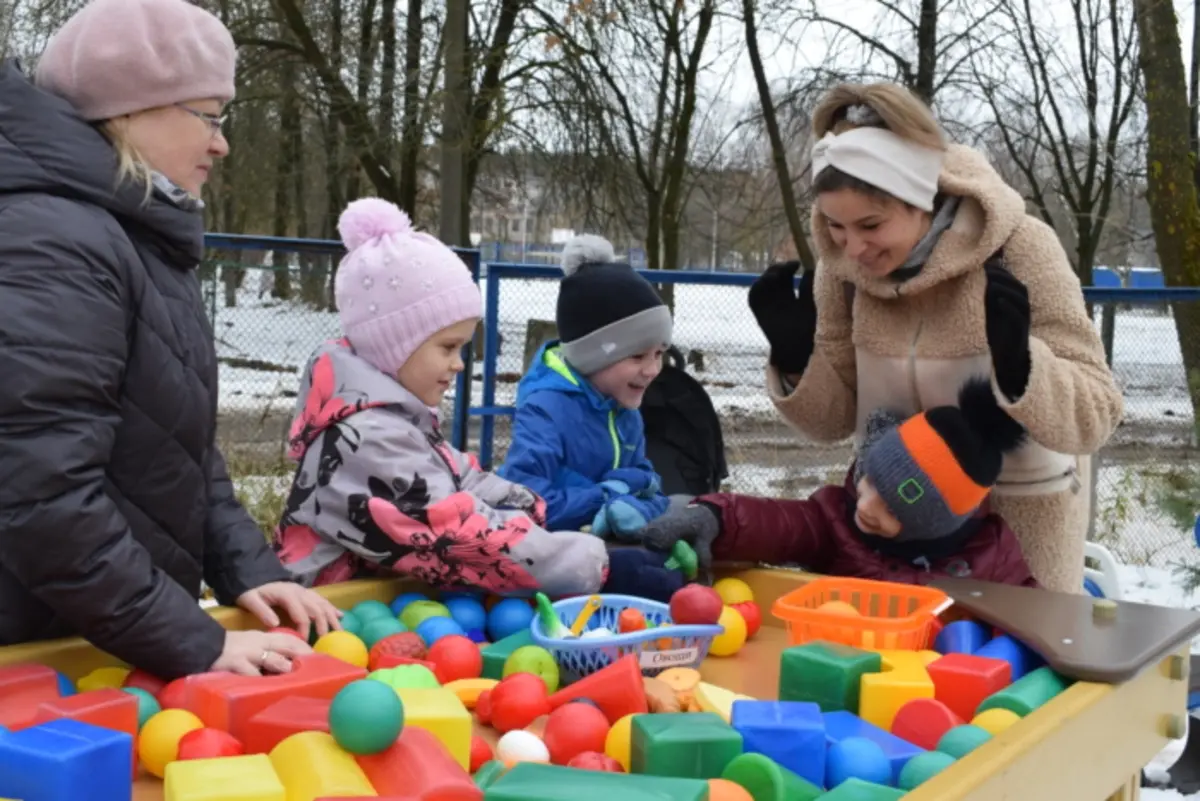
[475,690,493,726]
[731,601,762,639]
[543,702,611,765]
[268,626,306,641]
[490,672,550,733]
[177,727,245,760]
[122,669,166,698]
[567,751,625,772]
[669,585,724,625]
[156,677,191,710]
[369,632,428,671]
[426,635,483,683]
[469,734,494,773]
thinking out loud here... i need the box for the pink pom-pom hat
[334,198,481,376]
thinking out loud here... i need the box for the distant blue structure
[1091,267,1123,288]
[1129,269,1166,289]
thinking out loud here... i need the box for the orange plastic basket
[771,577,953,651]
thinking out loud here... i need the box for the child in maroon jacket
[640,377,1039,588]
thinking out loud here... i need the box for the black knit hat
[555,235,673,375]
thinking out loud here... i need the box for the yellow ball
[713,578,754,605]
[818,600,861,617]
[605,713,636,772]
[709,606,748,657]
[77,666,130,693]
[314,630,370,668]
[138,708,204,778]
[971,707,1022,736]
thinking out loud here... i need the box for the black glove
[748,261,818,376]
[983,261,1032,402]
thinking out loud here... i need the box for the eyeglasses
[175,103,227,136]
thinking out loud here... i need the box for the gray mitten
[641,503,721,583]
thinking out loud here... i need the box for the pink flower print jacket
[273,340,609,596]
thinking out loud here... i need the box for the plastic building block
[934,620,990,655]
[483,762,709,800]
[0,663,61,730]
[0,718,133,801]
[975,666,1071,717]
[720,752,822,800]
[547,655,649,723]
[473,760,508,790]
[32,688,140,777]
[889,698,963,751]
[936,724,992,758]
[163,753,286,801]
[827,737,892,788]
[823,710,924,784]
[729,700,825,787]
[631,712,743,779]
[191,654,366,742]
[926,653,1012,721]
[242,696,331,755]
[819,777,906,799]
[897,750,957,790]
[974,634,1044,681]
[693,682,756,723]
[858,650,939,730]
[269,731,374,801]
[481,628,534,680]
[397,687,473,770]
[356,726,481,800]
[779,641,882,712]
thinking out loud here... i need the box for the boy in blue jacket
[499,234,673,538]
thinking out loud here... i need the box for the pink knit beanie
[35,0,236,122]
[335,198,482,377]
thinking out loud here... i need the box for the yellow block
[693,682,756,723]
[396,687,472,770]
[859,649,939,731]
[268,731,374,801]
[76,666,130,692]
[164,754,286,801]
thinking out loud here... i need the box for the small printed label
[639,647,699,669]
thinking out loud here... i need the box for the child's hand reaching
[854,478,902,538]
[601,468,661,499]
[591,496,651,540]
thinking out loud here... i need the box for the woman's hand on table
[236,581,342,642]
[212,629,313,676]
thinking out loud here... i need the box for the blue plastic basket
[529,594,724,683]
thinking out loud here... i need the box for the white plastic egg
[496,729,550,765]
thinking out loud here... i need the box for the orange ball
[818,600,861,616]
[708,778,754,801]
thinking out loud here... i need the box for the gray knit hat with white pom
[556,234,673,375]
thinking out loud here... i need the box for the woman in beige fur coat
[748,83,1123,593]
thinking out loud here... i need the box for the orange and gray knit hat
[856,377,1026,542]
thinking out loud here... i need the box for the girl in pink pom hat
[273,198,696,601]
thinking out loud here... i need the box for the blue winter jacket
[498,342,670,531]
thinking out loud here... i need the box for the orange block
[927,653,1012,722]
[32,688,139,778]
[191,655,366,742]
[356,727,481,800]
[0,663,61,730]
[242,696,332,755]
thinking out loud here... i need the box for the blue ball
[826,737,892,789]
[55,671,76,697]
[465,628,488,644]
[440,589,483,603]
[444,597,488,633]
[416,616,466,646]
[487,598,535,641]
[389,592,429,617]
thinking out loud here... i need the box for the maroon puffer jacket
[704,475,1038,587]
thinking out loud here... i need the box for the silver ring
[260,649,272,666]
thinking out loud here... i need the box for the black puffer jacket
[0,60,290,678]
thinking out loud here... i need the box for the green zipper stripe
[607,411,620,470]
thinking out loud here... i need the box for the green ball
[936,724,992,759]
[898,750,957,790]
[121,687,161,730]
[399,600,451,631]
[361,616,407,648]
[352,600,395,624]
[329,679,404,755]
[339,610,364,637]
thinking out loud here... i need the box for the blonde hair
[812,82,944,148]
[98,117,155,203]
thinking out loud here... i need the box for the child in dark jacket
[498,234,674,538]
[640,378,1039,588]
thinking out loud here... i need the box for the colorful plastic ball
[568,751,625,772]
[338,610,364,637]
[361,616,408,648]
[542,702,611,765]
[707,778,754,801]
[122,687,162,730]
[416,615,467,646]
[604,713,635,772]
[352,599,395,623]
[470,734,494,773]
[487,598,535,642]
[898,750,957,790]
[55,671,75,697]
[937,724,992,758]
[712,577,754,605]
[329,679,405,755]
[826,736,891,788]
[390,592,429,616]
[400,600,452,631]
[314,630,370,668]
[708,606,748,657]
[496,729,550,766]
[444,597,488,632]
[138,708,204,778]
[426,635,484,682]
[369,631,428,671]
[466,628,488,644]
[441,590,483,603]
[177,727,245,760]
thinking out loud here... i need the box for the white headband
[811,128,945,211]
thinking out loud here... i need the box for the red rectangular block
[927,653,1012,721]
[191,654,366,742]
[356,727,481,801]
[0,663,62,730]
[32,688,139,777]
[242,695,332,754]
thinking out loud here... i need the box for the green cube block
[480,627,534,679]
[821,778,906,799]
[631,712,744,779]
[779,640,882,712]
[976,665,1071,717]
[484,762,708,801]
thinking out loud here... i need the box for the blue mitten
[591,495,653,541]
[602,468,662,499]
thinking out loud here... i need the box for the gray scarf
[891,194,962,282]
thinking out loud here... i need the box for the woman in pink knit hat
[0,0,338,680]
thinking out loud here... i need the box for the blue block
[975,634,1044,681]
[0,718,132,801]
[730,700,825,787]
[823,711,924,784]
[934,620,990,655]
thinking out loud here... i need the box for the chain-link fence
[202,237,1200,575]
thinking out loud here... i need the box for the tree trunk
[272,56,299,301]
[398,0,423,214]
[440,0,470,246]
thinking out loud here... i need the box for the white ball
[581,626,614,639]
[496,729,550,764]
